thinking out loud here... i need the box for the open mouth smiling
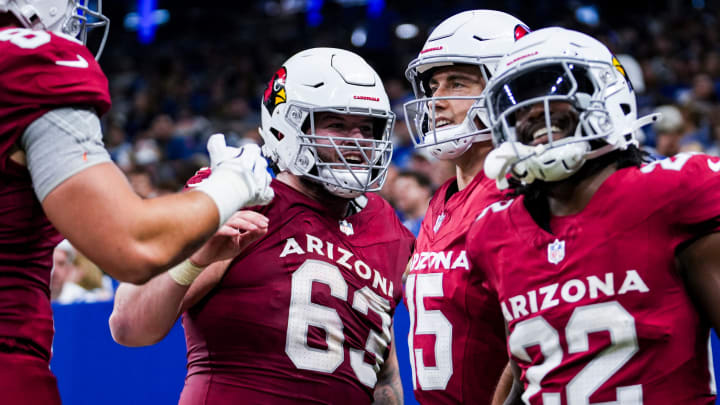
[518,109,579,146]
[530,125,563,145]
[342,153,367,167]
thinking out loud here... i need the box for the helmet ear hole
[620,103,632,115]
[28,12,40,25]
[270,128,284,141]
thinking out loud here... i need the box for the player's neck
[546,163,618,216]
[276,172,352,218]
[452,141,492,191]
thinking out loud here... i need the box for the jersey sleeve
[654,154,720,222]
[0,28,111,161]
[22,108,111,201]
[642,153,720,244]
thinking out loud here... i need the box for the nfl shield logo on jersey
[547,239,565,265]
[433,212,446,233]
[339,219,354,236]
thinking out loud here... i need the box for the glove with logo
[195,134,275,226]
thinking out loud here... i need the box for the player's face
[312,112,376,168]
[514,101,580,146]
[50,249,73,293]
[427,65,486,130]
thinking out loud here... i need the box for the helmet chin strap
[470,127,492,143]
[421,116,492,159]
[318,168,370,199]
[485,136,592,190]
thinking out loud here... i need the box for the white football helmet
[260,47,394,199]
[0,0,109,59]
[403,10,530,159]
[483,27,657,188]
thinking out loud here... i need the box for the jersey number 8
[0,28,51,49]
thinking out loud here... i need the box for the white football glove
[195,134,275,226]
[484,142,525,190]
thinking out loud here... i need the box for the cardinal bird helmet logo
[263,67,287,115]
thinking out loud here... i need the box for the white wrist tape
[194,167,251,226]
[168,259,206,286]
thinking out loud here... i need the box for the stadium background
[50,1,720,404]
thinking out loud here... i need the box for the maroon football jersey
[180,179,414,404]
[468,153,720,404]
[405,173,509,404]
[0,27,110,359]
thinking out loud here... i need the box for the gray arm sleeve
[20,108,113,202]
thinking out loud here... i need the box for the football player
[0,1,273,403]
[109,48,415,404]
[402,10,529,404]
[471,27,719,404]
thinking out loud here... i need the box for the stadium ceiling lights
[395,23,419,39]
[351,26,368,47]
[124,0,169,44]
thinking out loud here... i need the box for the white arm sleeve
[20,108,113,202]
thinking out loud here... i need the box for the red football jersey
[0,27,110,360]
[405,173,509,404]
[468,153,720,404]
[180,180,414,404]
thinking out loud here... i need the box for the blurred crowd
[50,1,720,299]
